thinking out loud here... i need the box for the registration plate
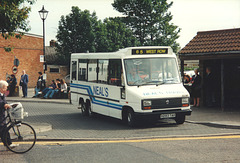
[160,113,176,119]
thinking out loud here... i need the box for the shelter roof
[179,28,240,55]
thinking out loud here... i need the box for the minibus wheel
[126,109,136,127]
[80,101,88,116]
[175,114,185,124]
[86,101,94,117]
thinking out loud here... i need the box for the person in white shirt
[60,79,68,98]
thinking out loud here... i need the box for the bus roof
[71,46,175,59]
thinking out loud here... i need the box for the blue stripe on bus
[70,83,122,110]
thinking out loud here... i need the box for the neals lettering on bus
[93,86,109,97]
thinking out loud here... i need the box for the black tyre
[5,122,36,154]
[126,109,137,127]
[80,101,88,116]
[175,114,185,124]
[86,102,94,117]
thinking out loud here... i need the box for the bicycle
[0,102,36,154]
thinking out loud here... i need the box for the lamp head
[38,5,48,20]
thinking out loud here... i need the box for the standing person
[20,70,29,98]
[5,77,11,97]
[0,80,16,149]
[9,74,17,96]
[32,72,45,98]
[205,67,216,107]
[60,79,67,98]
[191,68,201,107]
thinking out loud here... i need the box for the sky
[27,0,240,49]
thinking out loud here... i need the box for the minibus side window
[78,59,87,81]
[71,61,77,80]
[98,60,108,84]
[108,59,122,86]
[88,59,97,82]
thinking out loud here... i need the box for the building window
[50,68,60,73]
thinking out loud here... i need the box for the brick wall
[45,65,69,87]
[0,34,44,88]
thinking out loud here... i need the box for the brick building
[179,28,240,110]
[45,40,69,86]
[0,33,43,88]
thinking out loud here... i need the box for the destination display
[132,48,168,55]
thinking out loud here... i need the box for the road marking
[36,135,240,145]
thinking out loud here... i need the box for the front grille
[143,98,182,110]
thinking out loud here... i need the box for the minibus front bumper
[134,108,192,120]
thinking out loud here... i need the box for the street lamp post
[38,5,48,73]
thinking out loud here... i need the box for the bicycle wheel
[5,122,36,154]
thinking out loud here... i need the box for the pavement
[6,88,240,140]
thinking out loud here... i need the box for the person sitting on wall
[32,72,46,98]
[59,79,68,98]
[42,80,57,99]
[48,79,61,99]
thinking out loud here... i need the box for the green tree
[112,0,181,52]
[0,0,34,39]
[56,7,97,66]
[56,7,139,66]
[95,18,139,52]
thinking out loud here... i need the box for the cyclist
[0,80,17,149]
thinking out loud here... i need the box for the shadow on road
[27,112,179,131]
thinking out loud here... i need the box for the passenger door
[108,59,123,118]
[70,59,78,104]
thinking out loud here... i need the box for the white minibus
[70,46,191,126]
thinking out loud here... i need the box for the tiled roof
[179,28,240,54]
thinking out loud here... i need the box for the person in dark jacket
[48,79,61,99]
[42,80,57,99]
[191,68,201,107]
[9,74,17,97]
[32,72,46,98]
[0,80,13,148]
[205,67,216,107]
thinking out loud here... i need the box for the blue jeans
[44,88,54,98]
[33,87,41,97]
[49,89,59,98]
[42,88,51,95]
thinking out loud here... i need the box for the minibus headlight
[143,100,152,106]
[182,98,189,104]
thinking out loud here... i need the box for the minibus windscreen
[124,58,180,86]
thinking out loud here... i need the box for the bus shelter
[178,28,240,111]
